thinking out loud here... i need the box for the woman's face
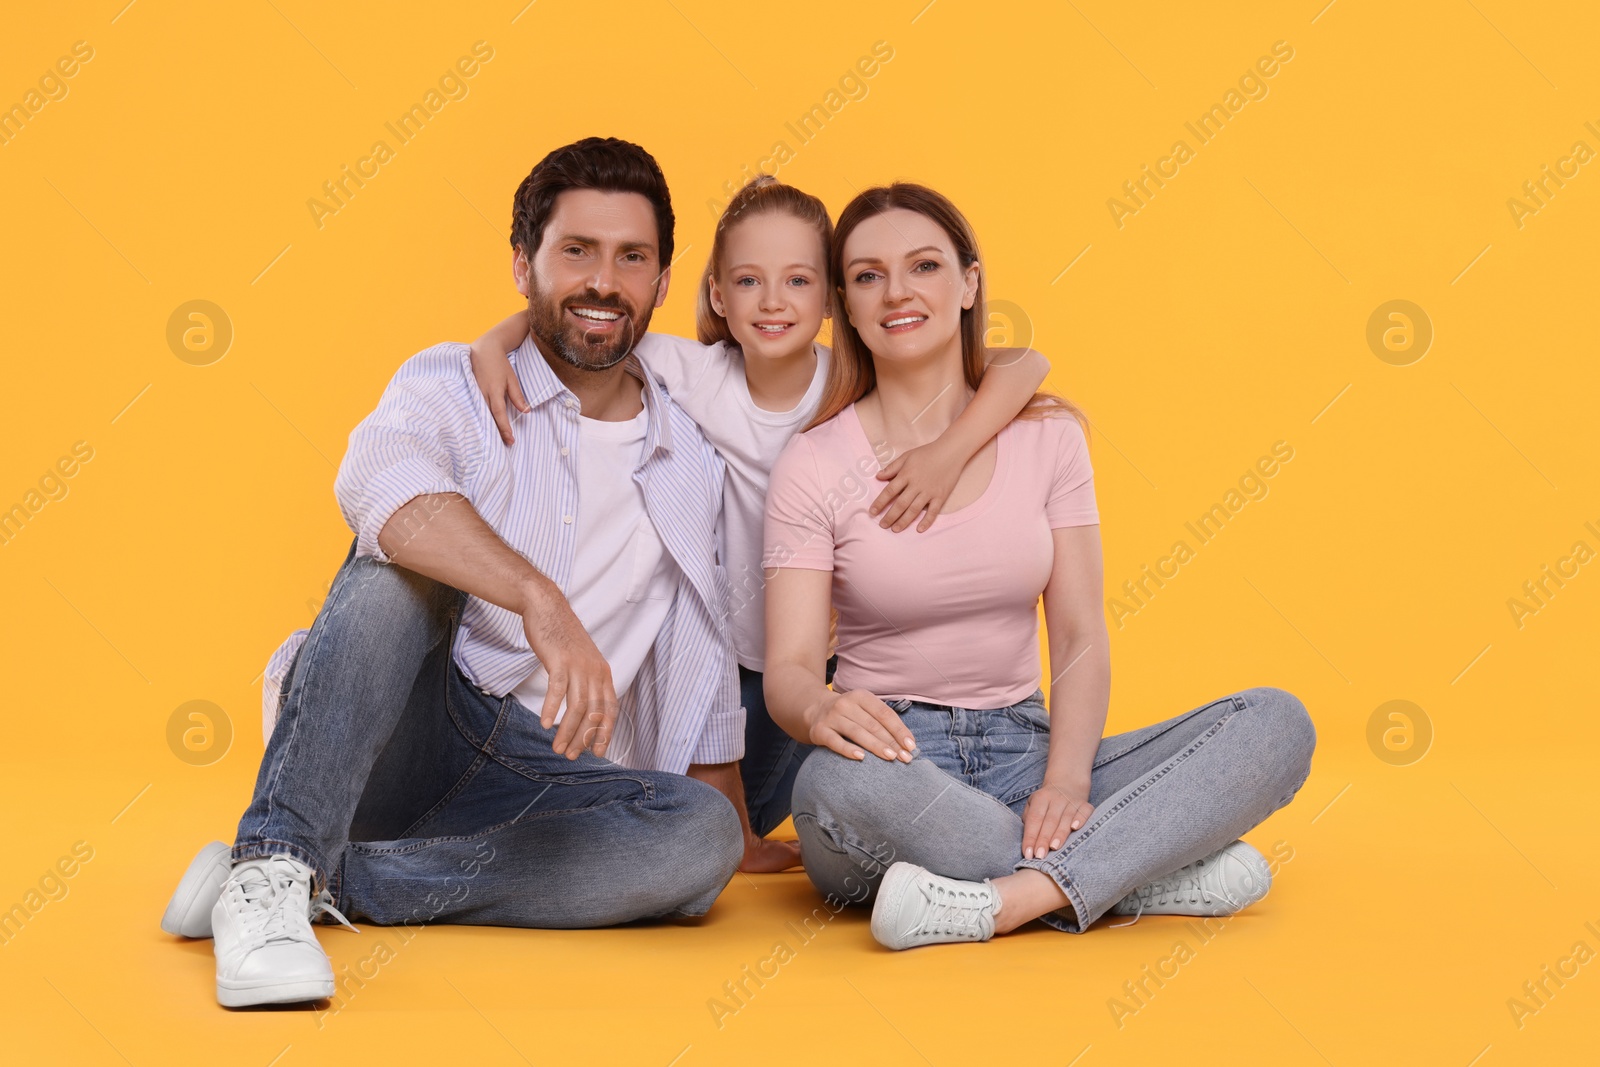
[840,208,979,366]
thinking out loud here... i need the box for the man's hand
[1021,778,1094,860]
[519,580,617,759]
[804,689,916,763]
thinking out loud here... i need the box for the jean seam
[329,623,469,905]
[248,562,363,870]
[794,811,898,884]
[394,674,516,842]
[393,751,492,843]
[445,680,660,811]
[988,707,1051,806]
[1017,702,1240,930]
[745,734,800,811]
[1088,695,1243,770]
[347,795,652,857]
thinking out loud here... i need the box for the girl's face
[709,213,829,361]
[840,208,979,367]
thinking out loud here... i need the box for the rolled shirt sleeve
[333,346,488,563]
[690,700,746,765]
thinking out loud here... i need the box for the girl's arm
[870,348,1052,531]
[469,312,532,445]
[1020,523,1112,859]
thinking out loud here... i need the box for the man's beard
[527,284,651,372]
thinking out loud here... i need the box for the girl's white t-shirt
[634,334,829,673]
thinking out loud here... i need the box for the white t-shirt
[634,334,829,672]
[511,405,680,719]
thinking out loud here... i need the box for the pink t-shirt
[762,403,1099,709]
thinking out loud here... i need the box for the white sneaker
[1110,840,1272,918]
[211,855,355,1007]
[870,862,1000,950]
[160,841,232,938]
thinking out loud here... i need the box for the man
[160,138,755,1008]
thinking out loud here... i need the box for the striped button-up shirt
[263,335,743,773]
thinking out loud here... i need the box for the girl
[468,175,1051,873]
[761,182,1317,948]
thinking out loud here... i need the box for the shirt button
[565,397,577,409]
[563,515,573,524]
[560,446,570,456]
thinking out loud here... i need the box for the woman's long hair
[695,175,834,345]
[806,182,1086,437]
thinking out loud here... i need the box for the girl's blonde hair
[695,175,835,345]
[807,181,1086,436]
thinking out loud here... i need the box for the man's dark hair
[510,137,675,268]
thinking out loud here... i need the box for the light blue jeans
[791,686,1315,932]
[233,542,743,928]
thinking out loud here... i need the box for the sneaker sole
[869,862,920,950]
[160,841,232,938]
[216,976,335,1008]
[1214,841,1273,912]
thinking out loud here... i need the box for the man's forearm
[377,492,555,617]
[686,761,754,838]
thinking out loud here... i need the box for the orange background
[1,1,1596,1063]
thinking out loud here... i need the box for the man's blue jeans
[792,686,1316,931]
[232,543,743,928]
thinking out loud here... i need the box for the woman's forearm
[763,661,833,745]
[1043,633,1111,790]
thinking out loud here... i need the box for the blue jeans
[737,657,831,838]
[233,543,743,928]
[791,686,1315,931]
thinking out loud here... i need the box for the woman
[761,183,1316,949]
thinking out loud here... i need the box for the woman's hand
[1021,779,1094,860]
[869,439,962,532]
[805,689,916,763]
[470,331,530,445]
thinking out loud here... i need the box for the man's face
[516,189,671,371]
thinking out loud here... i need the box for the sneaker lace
[1112,858,1216,927]
[231,858,358,952]
[914,878,996,939]
[1144,859,1214,908]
